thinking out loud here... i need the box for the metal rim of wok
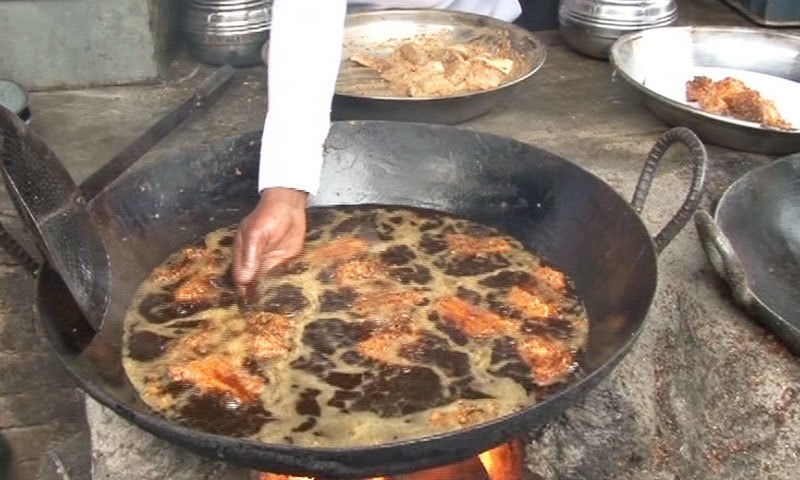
[334,9,547,102]
[29,121,706,478]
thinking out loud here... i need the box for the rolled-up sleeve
[258,0,349,195]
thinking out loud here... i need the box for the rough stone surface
[0,0,178,90]
[523,227,800,480]
[0,244,86,480]
[86,400,247,480]
[36,431,91,480]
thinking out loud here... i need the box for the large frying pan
[0,113,706,478]
[695,154,800,356]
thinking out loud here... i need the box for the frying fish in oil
[122,205,590,447]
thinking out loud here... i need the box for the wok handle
[630,127,708,255]
[693,210,753,307]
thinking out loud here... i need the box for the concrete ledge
[0,0,179,90]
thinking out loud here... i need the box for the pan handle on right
[694,210,753,307]
[630,127,708,255]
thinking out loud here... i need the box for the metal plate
[331,9,546,123]
[0,80,29,116]
[610,26,800,155]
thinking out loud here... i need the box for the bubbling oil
[122,205,589,447]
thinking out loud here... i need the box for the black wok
[2,119,706,478]
[695,154,800,356]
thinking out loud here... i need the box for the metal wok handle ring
[693,210,753,307]
[630,127,708,255]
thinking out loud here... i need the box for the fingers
[232,188,308,287]
[259,247,298,274]
[232,227,261,286]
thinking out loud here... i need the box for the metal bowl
[332,9,547,124]
[610,26,800,155]
[0,80,31,123]
[558,0,676,59]
[559,14,674,60]
[181,0,272,67]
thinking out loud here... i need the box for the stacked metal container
[181,0,273,67]
[558,0,677,59]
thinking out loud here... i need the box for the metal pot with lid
[0,80,31,123]
[558,0,677,59]
[181,0,273,67]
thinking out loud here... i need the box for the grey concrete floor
[0,53,269,480]
[1,0,799,479]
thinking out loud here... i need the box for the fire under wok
[0,114,706,478]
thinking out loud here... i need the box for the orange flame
[256,475,386,480]
[479,439,524,480]
[256,439,523,480]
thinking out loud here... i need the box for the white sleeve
[258,0,349,195]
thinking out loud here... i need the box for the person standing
[232,0,522,286]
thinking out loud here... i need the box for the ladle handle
[630,127,708,255]
[693,210,753,307]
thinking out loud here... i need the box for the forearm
[258,0,349,195]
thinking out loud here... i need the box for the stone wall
[0,246,85,480]
[0,0,180,90]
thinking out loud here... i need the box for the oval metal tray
[610,26,800,155]
[332,9,547,124]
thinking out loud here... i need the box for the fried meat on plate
[685,75,792,130]
[350,34,515,97]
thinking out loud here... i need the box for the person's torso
[348,0,522,22]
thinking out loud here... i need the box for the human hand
[232,187,308,286]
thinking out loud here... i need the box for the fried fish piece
[533,265,567,293]
[173,274,217,304]
[685,75,792,129]
[434,296,515,337]
[508,286,553,318]
[350,51,385,71]
[445,234,512,257]
[686,75,730,114]
[349,35,514,98]
[307,236,369,264]
[336,258,384,283]
[726,89,791,129]
[396,41,430,66]
[168,355,265,404]
[152,246,219,285]
[356,329,421,365]
[353,289,427,318]
[476,55,514,75]
[247,312,294,360]
[172,325,219,357]
[429,399,500,428]
[517,336,574,386]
